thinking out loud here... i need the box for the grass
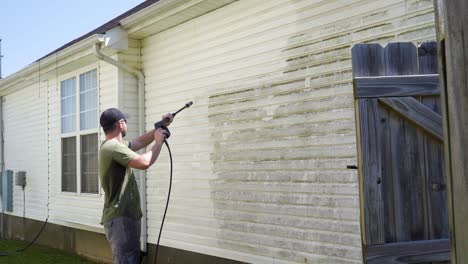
[0,239,99,264]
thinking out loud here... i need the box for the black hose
[0,217,49,256]
[153,139,173,264]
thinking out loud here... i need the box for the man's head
[100,108,128,137]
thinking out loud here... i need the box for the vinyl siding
[45,45,139,229]
[48,62,115,228]
[142,0,435,263]
[3,80,48,220]
[118,38,140,141]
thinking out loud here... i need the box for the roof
[36,0,159,62]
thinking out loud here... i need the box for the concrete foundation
[0,214,245,264]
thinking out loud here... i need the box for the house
[0,0,437,263]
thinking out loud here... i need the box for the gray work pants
[104,216,141,264]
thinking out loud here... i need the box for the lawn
[0,240,99,263]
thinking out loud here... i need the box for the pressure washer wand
[154,101,193,138]
[162,101,193,123]
[173,101,193,117]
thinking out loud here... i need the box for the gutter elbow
[93,43,105,60]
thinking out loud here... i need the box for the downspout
[93,42,148,252]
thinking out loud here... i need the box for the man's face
[120,118,127,138]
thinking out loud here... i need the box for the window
[81,134,98,193]
[61,69,98,194]
[61,137,76,192]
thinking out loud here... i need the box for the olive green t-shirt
[99,140,141,224]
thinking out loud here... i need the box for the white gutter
[0,37,99,91]
[121,0,198,31]
[120,0,182,27]
[93,42,148,252]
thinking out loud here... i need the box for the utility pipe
[93,42,148,252]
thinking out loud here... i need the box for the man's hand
[129,129,166,170]
[162,113,174,126]
[154,128,167,145]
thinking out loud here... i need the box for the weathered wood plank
[352,44,386,247]
[423,133,449,239]
[379,105,396,243]
[419,41,449,244]
[366,239,450,264]
[418,42,438,75]
[378,97,443,141]
[421,96,449,241]
[386,111,409,242]
[351,44,385,78]
[383,42,430,249]
[354,75,440,98]
[387,111,428,242]
[359,99,385,245]
[435,0,468,263]
[384,42,418,76]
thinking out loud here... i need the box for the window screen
[61,77,76,133]
[81,133,98,193]
[62,137,77,192]
[80,69,98,130]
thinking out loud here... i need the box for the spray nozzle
[174,101,193,117]
[155,101,193,139]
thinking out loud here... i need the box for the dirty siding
[142,0,435,263]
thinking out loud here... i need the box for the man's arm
[129,129,156,152]
[128,128,166,170]
[129,113,173,152]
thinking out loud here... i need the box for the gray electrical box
[15,171,26,187]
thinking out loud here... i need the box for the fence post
[435,0,468,263]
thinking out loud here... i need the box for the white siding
[142,0,435,263]
[99,57,120,112]
[3,80,48,220]
[48,62,116,228]
[118,38,140,140]
[117,39,145,224]
[44,44,140,229]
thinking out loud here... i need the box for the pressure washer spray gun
[153,101,193,138]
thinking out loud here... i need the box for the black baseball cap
[100,108,129,129]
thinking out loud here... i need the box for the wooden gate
[352,42,450,263]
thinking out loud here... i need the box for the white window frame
[59,65,100,197]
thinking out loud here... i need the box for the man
[99,108,173,263]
